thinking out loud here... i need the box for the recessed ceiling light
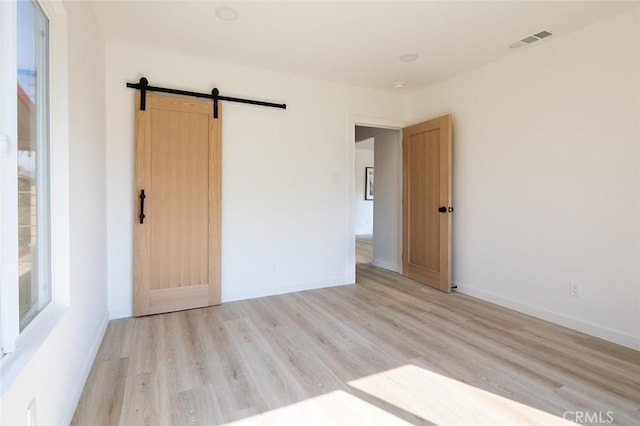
[399,53,419,63]
[215,7,239,21]
[392,81,405,89]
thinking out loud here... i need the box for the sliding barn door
[134,93,221,316]
[402,115,452,292]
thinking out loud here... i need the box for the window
[1,0,67,374]
[17,0,51,331]
[1,0,51,357]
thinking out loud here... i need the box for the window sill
[0,304,68,395]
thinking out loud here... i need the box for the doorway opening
[354,125,403,274]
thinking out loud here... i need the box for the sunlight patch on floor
[224,390,410,426]
[349,364,573,425]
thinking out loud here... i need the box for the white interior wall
[0,1,108,424]
[105,43,408,317]
[407,8,640,349]
[372,129,402,273]
[354,138,374,235]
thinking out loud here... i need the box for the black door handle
[438,206,447,213]
[139,189,146,224]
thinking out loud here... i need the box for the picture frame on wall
[365,167,374,200]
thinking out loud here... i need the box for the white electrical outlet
[569,281,582,298]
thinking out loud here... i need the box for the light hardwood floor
[356,234,373,265]
[73,246,640,425]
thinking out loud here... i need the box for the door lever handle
[438,206,447,213]
[139,189,146,224]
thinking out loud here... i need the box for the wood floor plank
[73,237,640,425]
[199,307,268,419]
[355,234,373,265]
[243,297,347,397]
[94,318,136,362]
[71,357,129,426]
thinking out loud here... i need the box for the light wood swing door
[402,114,452,292]
[134,93,221,316]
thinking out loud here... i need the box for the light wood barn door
[134,93,221,316]
[402,115,452,292]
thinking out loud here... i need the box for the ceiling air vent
[509,30,553,49]
[521,36,539,44]
[534,30,553,39]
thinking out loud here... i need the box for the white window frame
[0,0,69,394]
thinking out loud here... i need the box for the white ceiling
[92,1,639,93]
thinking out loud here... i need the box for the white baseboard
[109,306,133,320]
[453,282,640,350]
[62,311,109,425]
[371,258,400,273]
[222,275,353,303]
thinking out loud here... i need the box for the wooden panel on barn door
[402,115,452,292]
[134,92,221,316]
